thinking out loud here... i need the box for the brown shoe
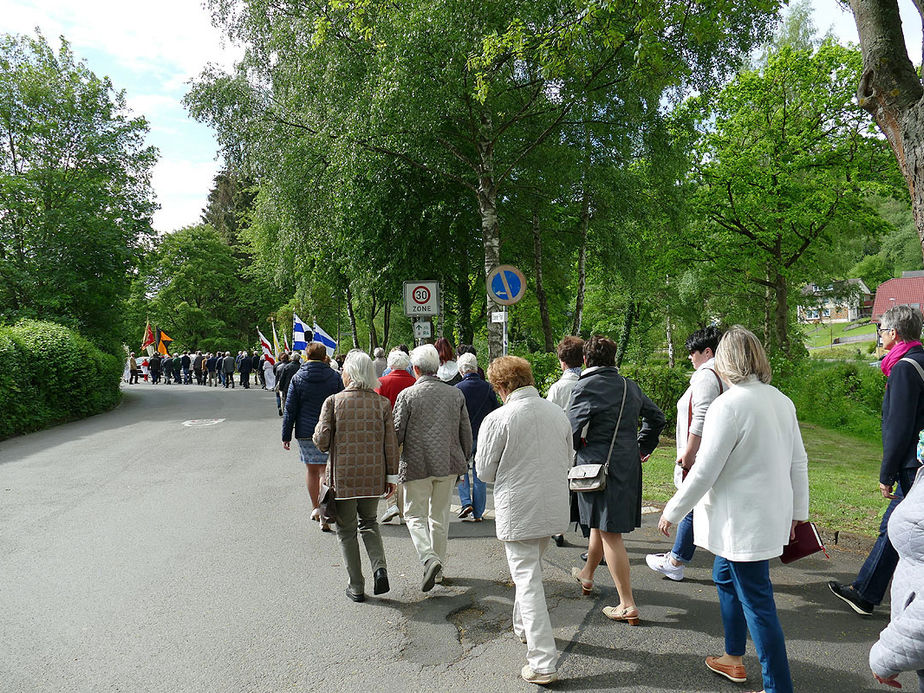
[705,656,747,683]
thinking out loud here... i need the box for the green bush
[516,350,561,396]
[0,319,123,439]
[774,359,885,443]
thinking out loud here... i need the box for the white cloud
[151,158,223,233]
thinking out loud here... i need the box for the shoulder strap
[602,377,629,474]
[900,357,924,384]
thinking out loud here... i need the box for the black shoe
[346,588,365,603]
[373,568,390,595]
[278,408,283,417]
[581,551,606,566]
[422,558,441,592]
[458,505,474,519]
[828,581,873,615]
[552,534,565,547]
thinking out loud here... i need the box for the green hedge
[516,350,885,442]
[0,319,123,439]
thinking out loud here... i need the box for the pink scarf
[881,340,923,376]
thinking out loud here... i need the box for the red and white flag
[141,321,155,350]
[258,329,275,365]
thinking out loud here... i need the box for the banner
[292,313,309,351]
[141,322,155,350]
[258,329,276,365]
[312,323,337,357]
[155,328,173,356]
[271,322,281,357]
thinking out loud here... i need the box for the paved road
[0,383,913,692]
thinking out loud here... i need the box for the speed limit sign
[403,281,440,317]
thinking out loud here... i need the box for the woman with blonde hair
[658,326,809,693]
[313,349,399,602]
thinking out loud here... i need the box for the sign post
[486,265,526,356]
[404,280,440,346]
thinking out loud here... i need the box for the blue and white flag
[292,313,309,351]
[312,322,337,357]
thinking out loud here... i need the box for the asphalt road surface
[0,382,914,692]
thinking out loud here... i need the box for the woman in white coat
[658,327,809,693]
[476,356,572,686]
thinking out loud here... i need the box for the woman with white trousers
[476,356,573,686]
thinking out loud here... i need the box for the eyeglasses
[878,326,892,334]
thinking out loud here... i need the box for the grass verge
[642,423,886,538]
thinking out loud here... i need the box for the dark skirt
[575,456,642,534]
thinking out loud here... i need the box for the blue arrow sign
[488,265,526,304]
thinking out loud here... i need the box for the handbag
[317,415,337,525]
[568,377,628,493]
[780,521,829,564]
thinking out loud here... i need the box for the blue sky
[0,0,919,234]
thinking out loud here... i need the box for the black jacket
[148,355,161,373]
[881,345,924,485]
[276,360,300,395]
[251,354,261,371]
[180,355,191,369]
[281,361,344,442]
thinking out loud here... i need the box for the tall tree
[0,32,157,350]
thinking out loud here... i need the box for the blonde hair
[486,356,534,394]
[715,326,771,384]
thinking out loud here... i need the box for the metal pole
[503,305,508,356]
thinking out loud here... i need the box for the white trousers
[402,474,456,567]
[505,537,558,674]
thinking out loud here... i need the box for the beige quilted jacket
[393,375,473,482]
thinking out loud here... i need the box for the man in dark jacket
[276,354,301,410]
[251,351,263,388]
[162,354,173,384]
[193,351,205,385]
[238,350,252,388]
[148,353,162,384]
[180,352,192,384]
[222,351,236,388]
[455,352,500,521]
[172,354,182,383]
[829,304,924,616]
[206,353,219,387]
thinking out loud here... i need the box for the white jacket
[546,369,580,410]
[476,386,572,541]
[673,357,724,487]
[663,376,809,562]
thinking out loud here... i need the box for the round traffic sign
[412,286,431,304]
[486,265,526,305]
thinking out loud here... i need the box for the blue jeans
[852,467,916,605]
[457,462,486,519]
[670,510,696,564]
[713,557,792,693]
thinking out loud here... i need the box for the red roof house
[871,276,924,322]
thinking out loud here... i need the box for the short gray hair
[715,326,771,385]
[410,344,440,376]
[373,347,385,358]
[342,349,376,388]
[881,304,923,342]
[387,349,410,371]
[457,352,478,374]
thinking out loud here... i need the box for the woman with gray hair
[393,343,473,591]
[830,303,924,620]
[455,351,500,521]
[658,326,808,693]
[313,349,399,602]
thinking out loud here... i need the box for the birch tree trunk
[532,210,555,352]
[850,0,924,260]
[571,190,589,336]
[345,284,359,349]
[382,301,391,350]
[477,121,503,360]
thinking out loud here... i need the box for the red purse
[780,521,829,564]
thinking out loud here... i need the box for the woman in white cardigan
[476,356,573,686]
[658,326,809,693]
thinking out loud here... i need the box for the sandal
[602,605,640,626]
[571,567,595,596]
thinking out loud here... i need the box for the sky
[0,0,921,234]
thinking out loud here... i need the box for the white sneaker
[521,665,558,685]
[646,553,684,581]
[380,504,400,523]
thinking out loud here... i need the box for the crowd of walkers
[125,350,277,389]
[280,324,919,692]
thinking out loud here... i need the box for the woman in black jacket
[568,336,665,625]
[282,343,344,530]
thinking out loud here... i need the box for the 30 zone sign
[403,281,440,317]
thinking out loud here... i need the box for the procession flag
[156,328,174,356]
[141,322,155,350]
[312,323,337,357]
[292,313,309,351]
[283,331,290,351]
[258,329,276,365]
[271,321,281,357]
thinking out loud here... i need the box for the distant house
[797,279,873,323]
[871,273,924,323]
